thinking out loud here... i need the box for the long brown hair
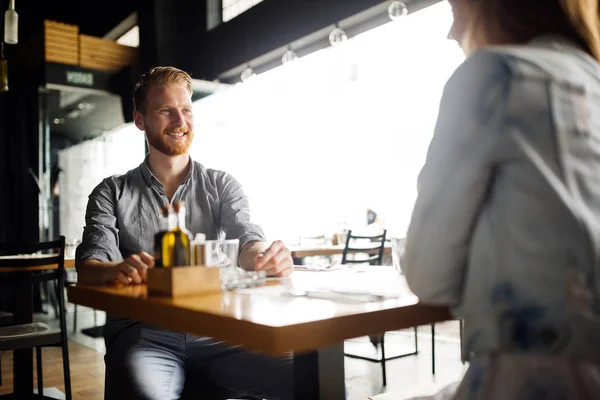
[464,0,600,61]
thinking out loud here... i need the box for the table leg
[294,343,345,400]
[13,280,34,394]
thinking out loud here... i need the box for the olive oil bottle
[153,204,173,268]
[162,201,192,267]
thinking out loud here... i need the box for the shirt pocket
[118,198,156,254]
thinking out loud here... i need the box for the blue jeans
[104,323,295,400]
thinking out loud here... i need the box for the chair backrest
[341,229,387,265]
[0,236,66,283]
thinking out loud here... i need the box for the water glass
[205,239,239,284]
[65,239,81,258]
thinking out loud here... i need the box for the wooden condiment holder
[147,265,221,297]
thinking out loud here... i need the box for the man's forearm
[77,259,120,285]
[239,241,268,271]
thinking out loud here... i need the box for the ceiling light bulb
[4,0,18,45]
[388,1,408,21]
[240,66,256,83]
[329,26,348,46]
[281,48,298,64]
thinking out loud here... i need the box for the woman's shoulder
[441,50,514,109]
[469,41,600,88]
[446,50,513,93]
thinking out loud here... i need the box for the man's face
[134,84,194,156]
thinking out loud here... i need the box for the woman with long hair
[402,0,600,397]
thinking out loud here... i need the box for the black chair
[341,229,387,267]
[341,229,419,386]
[430,319,465,376]
[0,236,72,399]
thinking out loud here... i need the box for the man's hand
[108,252,155,284]
[254,240,293,277]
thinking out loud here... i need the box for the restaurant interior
[0,0,468,399]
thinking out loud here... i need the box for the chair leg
[72,304,78,333]
[62,340,72,400]
[381,334,387,387]
[431,324,436,375]
[36,347,43,395]
[414,326,419,353]
[58,288,73,400]
[0,352,3,386]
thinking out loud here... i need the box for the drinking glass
[390,237,406,275]
[205,239,239,284]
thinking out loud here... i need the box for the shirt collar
[139,154,195,188]
[183,156,195,185]
[529,34,582,51]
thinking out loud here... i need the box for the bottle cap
[160,204,171,217]
[173,201,184,213]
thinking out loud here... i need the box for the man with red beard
[76,67,296,399]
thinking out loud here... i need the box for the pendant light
[4,0,18,45]
[281,47,298,64]
[240,65,256,83]
[329,24,348,46]
[388,1,408,21]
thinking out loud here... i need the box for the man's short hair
[133,66,193,113]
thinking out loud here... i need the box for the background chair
[342,229,419,386]
[0,236,72,399]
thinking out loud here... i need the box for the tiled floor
[345,324,467,399]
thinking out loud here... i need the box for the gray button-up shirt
[75,157,266,344]
[76,156,266,266]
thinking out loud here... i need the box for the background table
[289,244,392,259]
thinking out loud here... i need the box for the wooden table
[289,244,392,259]
[0,255,74,395]
[68,266,451,399]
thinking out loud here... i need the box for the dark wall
[0,48,42,242]
[195,0,385,79]
[138,0,208,72]
[0,0,138,242]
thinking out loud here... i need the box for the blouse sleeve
[401,51,512,305]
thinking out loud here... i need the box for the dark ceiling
[14,0,138,43]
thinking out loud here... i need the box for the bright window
[117,25,139,47]
[222,0,264,22]
[191,2,464,243]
